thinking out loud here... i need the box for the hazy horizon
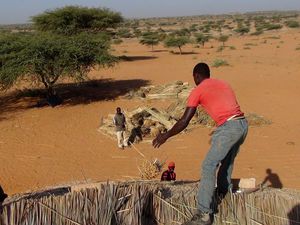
[0,0,300,25]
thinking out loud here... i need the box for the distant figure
[161,161,176,181]
[262,168,283,188]
[113,107,128,149]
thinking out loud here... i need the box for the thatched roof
[1,181,299,225]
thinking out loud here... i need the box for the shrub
[285,20,300,28]
[265,23,282,30]
[234,26,250,35]
[116,28,132,38]
[112,38,123,45]
[212,59,229,67]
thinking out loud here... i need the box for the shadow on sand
[0,78,150,120]
[119,55,158,61]
[261,168,283,188]
[171,51,198,55]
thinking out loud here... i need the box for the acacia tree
[139,31,160,51]
[195,33,211,48]
[0,33,116,99]
[234,26,250,35]
[32,6,123,35]
[164,35,190,54]
[218,34,229,47]
[0,6,123,106]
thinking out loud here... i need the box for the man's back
[114,113,125,131]
[187,78,243,126]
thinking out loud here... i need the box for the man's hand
[152,107,197,149]
[152,133,169,148]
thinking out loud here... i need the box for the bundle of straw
[138,158,165,180]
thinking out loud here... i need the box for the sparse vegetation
[116,28,132,38]
[234,26,250,35]
[112,38,123,45]
[285,20,300,28]
[216,46,225,52]
[212,59,229,67]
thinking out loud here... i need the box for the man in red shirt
[153,63,248,225]
[161,161,176,181]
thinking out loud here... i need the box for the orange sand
[0,29,300,195]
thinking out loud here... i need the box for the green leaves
[164,35,190,54]
[139,32,160,50]
[194,33,211,47]
[32,6,123,35]
[218,35,229,46]
[0,33,117,91]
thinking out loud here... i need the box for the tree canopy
[32,6,123,35]
[218,35,229,46]
[194,33,211,47]
[0,33,117,95]
[139,32,160,51]
[164,36,190,54]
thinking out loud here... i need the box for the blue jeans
[197,118,248,214]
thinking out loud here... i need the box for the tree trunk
[178,46,182,55]
[151,44,154,51]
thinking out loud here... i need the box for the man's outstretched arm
[152,107,197,148]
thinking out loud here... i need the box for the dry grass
[1,181,300,225]
[138,158,165,180]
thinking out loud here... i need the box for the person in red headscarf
[161,161,176,181]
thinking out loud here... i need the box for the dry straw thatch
[1,181,300,225]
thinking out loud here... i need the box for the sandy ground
[0,29,300,195]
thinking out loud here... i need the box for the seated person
[127,119,143,145]
[161,161,176,181]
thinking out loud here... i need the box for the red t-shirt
[187,78,244,126]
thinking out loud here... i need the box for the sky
[0,0,300,24]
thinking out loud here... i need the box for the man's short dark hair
[193,63,210,78]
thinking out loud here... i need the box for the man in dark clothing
[161,161,176,181]
[113,107,128,149]
[153,63,248,225]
